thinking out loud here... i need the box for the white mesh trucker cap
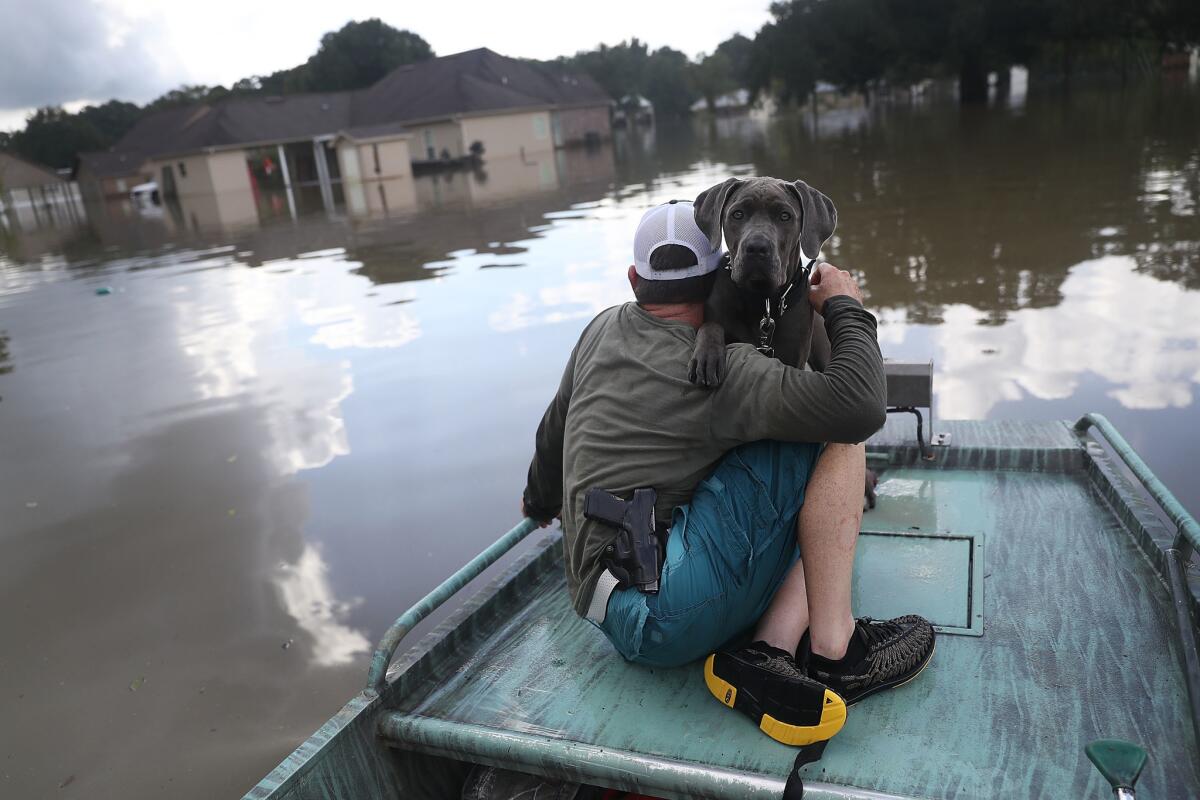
[633,200,724,280]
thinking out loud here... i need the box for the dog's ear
[787,180,837,261]
[693,177,742,251]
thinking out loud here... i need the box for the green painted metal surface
[852,530,983,636]
[244,419,1200,799]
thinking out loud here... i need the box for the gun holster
[583,487,664,594]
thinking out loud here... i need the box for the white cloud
[928,256,1200,419]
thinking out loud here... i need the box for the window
[533,114,548,140]
[424,130,435,160]
[372,144,381,175]
[115,179,127,192]
[178,161,188,178]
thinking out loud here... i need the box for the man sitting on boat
[521,199,936,745]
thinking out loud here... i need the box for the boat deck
[373,419,1199,798]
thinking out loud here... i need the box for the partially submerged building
[74,49,611,226]
[0,151,85,229]
[355,48,611,164]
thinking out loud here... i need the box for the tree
[561,39,651,103]
[560,40,698,117]
[692,51,738,110]
[292,19,434,92]
[714,34,756,88]
[747,7,821,104]
[76,100,142,144]
[144,84,231,112]
[643,47,698,116]
[8,107,105,170]
[751,0,1061,105]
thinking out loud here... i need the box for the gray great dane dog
[688,176,840,387]
[688,176,879,509]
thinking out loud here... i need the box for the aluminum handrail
[365,517,541,696]
[1075,412,1200,752]
[1074,413,1200,553]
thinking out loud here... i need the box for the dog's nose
[743,237,771,259]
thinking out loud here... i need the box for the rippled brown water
[1,82,1197,798]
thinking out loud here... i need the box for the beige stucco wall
[150,150,252,198]
[356,139,412,180]
[206,150,253,195]
[552,106,612,147]
[338,137,415,218]
[414,122,463,161]
[460,110,553,160]
[144,150,255,231]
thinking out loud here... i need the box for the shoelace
[856,617,905,651]
[854,617,930,681]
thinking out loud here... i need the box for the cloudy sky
[0,0,772,131]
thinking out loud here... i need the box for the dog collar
[756,258,818,358]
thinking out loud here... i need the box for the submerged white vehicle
[130,181,161,213]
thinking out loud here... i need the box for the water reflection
[882,256,1200,419]
[275,543,370,667]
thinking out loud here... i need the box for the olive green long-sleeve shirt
[523,295,886,617]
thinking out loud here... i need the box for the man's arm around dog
[522,262,883,524]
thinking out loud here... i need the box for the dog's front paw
[688,342,726,388]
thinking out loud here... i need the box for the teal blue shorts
[595,440,822,668]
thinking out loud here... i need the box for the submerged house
[0,151,84,227]
[354,48,611,164]
[74,48,611,222]
[75,92,413,226]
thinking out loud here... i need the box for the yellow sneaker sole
[704,653,847,746]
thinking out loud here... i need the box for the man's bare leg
[801,443,865,658]
[753,556,809,654]
[753,443,865,657]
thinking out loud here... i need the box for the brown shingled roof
[105,93,354,161]
[74,150,150,179]
[354,48,610,126]
[96,48,609,161]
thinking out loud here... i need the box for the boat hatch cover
[852,530,984,636]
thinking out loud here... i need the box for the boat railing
[1075,413,1200,554]
[1074,412,1200,751]
[365,517,541,696]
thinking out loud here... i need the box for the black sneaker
[802,615,936,705]
[704,641,847,746]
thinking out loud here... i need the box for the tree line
[3,3,1199,170]
[563,0,1200,115]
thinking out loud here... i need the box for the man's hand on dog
[808,261,863,309]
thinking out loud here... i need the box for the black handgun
[583,487,662,593]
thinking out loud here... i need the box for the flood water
[2,81,1198,798]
